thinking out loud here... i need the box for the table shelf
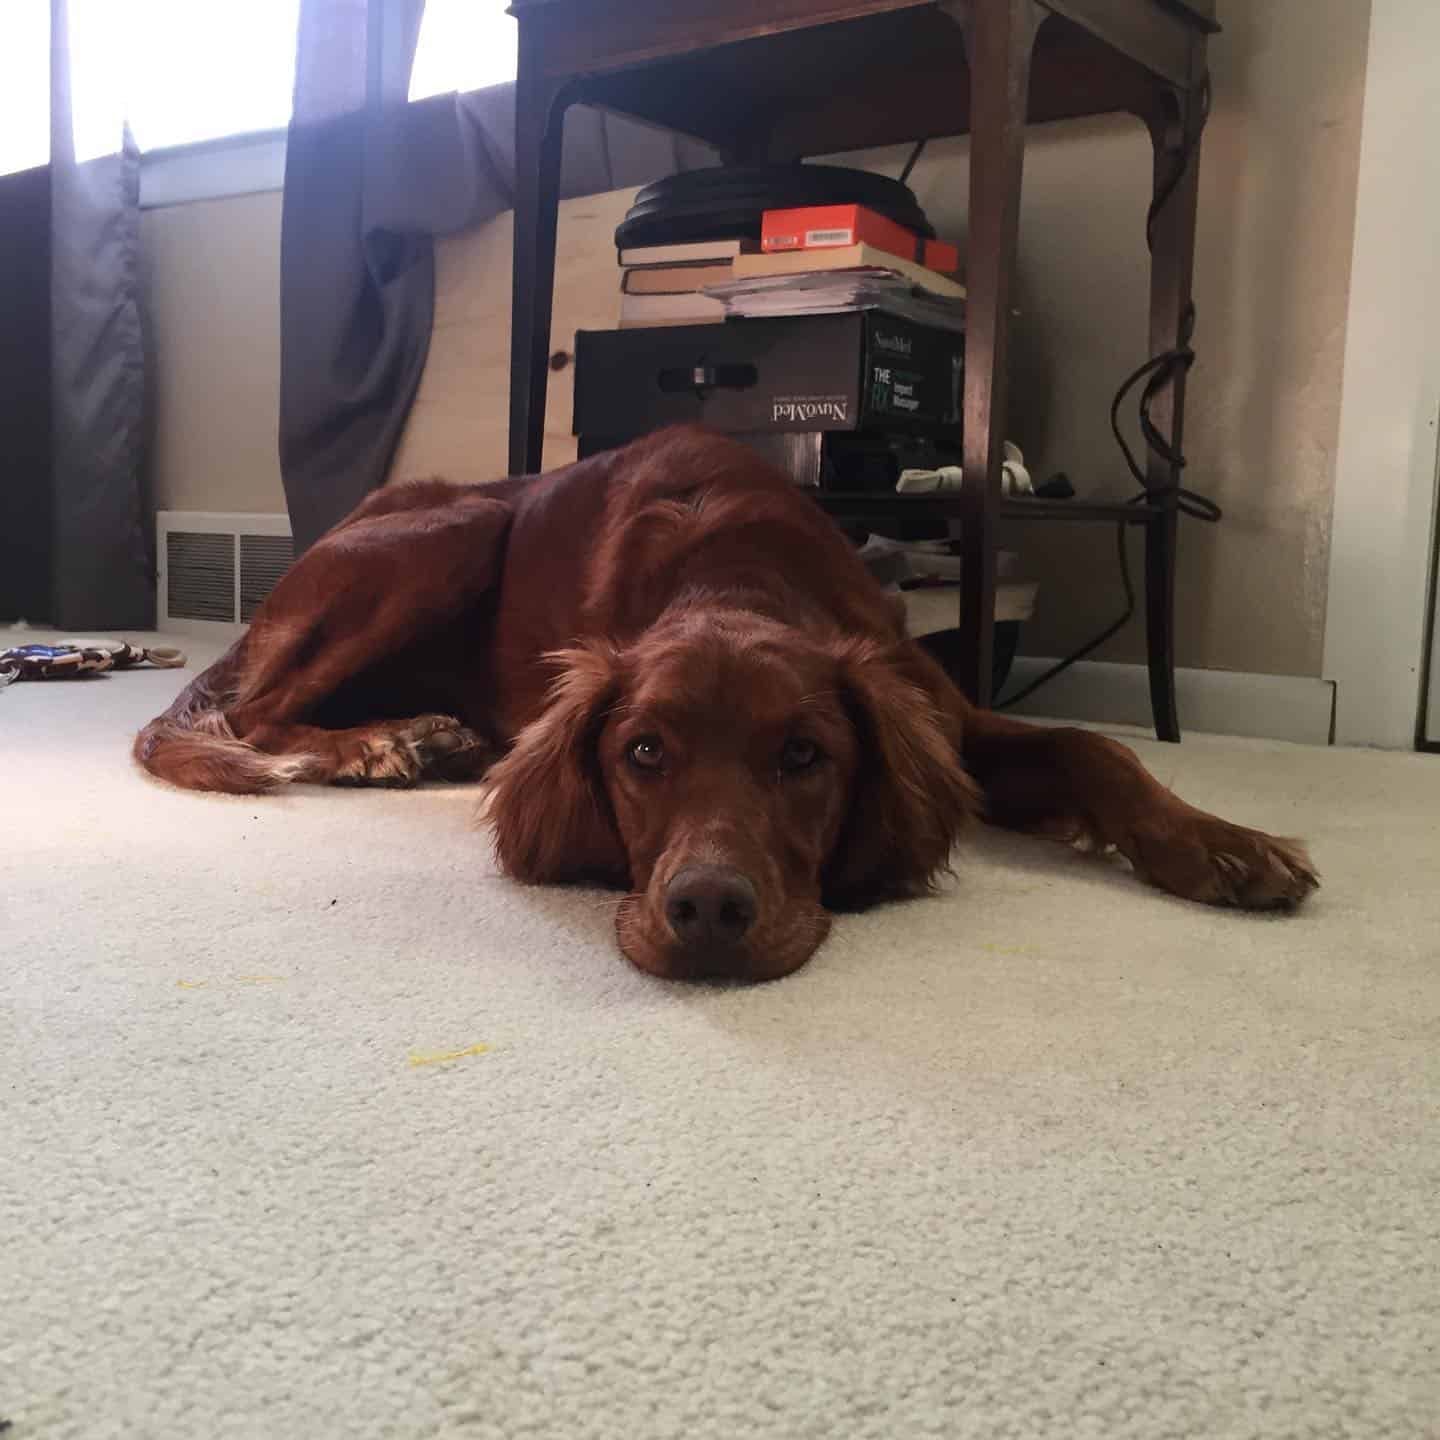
[508,0,1214,739]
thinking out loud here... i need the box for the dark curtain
[279,1,712,552]
[279,0,428,556]
[0,0,148,627]
[0,165,53,622]
[49,0,150,628]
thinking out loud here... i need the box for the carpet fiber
[2,631,1437,1438]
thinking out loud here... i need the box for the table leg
[508,50,570,477]
[1142,84,1205,743]
[954,0,1042,707]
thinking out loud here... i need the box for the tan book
[617,238,744,268]
[731,244,966,299]
[621,262,735,295]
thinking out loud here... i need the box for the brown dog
[136,427,1317,981]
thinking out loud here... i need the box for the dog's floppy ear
[483,645,627,885]
[823,640,981,907]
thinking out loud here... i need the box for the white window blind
[0,1,49,177]
[0,0,518,180]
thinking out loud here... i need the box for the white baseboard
[1000,658,1336,746]
[154,616,248,643]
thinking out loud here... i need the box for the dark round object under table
[916,621,1020,699]
[615,163,936,252]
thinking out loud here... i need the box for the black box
[572,312,963,441]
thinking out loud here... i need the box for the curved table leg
[509,48,571,477]
[1142,82,1206,743]
[953,0,1043,708]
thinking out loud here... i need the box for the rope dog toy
[0,639,186,688]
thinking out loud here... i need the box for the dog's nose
[664,864,758,950]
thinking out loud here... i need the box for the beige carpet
[2,629,1437,1439]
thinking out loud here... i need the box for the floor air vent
[157,512,293,635]
[240,533,296,621]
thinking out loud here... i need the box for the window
[410,0,517,103]
[0,2,49,177]
[0,0,517,181]
[127,0,302,153]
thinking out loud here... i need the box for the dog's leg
[225,490,513,740]
[136,482,515,793]
[244,714,494,787]
[959,708,1318,909]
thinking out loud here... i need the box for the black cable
[994,519,1135,710]
[996,82,1219,711]
[899,139,927,187]
[1146,75,1211,253]
[1106,302,1219,523]
[995,322,1217,710]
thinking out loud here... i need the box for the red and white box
[760,203,960,274]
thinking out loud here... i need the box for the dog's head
[484,608,978,982]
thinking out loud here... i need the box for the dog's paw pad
[407,715,492,780]
[1207,833,1319,910]
[1140,820,1320,911]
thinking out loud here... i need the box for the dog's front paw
[333,727,426,787]
[330,715,490,787]
[408,714,493,781]
[1128,812,1319,911]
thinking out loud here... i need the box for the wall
[1325,0,1440,748]
[142,190,287,515]
[389,189,635,484]
[140,184,629,514]
[832,0,1370,678]
[142,0,1370,680]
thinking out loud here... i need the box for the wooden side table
[505,0,1218,739]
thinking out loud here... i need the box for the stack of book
[617,202,966,332]
[617,237,740,328]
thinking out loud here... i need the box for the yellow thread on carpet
[177,977,286,989]
[982,943,1033,957]
[408,1042,491,1068]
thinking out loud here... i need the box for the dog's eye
[779,737,821,774]
[627,735,665,771]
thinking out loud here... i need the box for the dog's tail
[132,644,315,794]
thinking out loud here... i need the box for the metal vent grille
[239,533,295,621]
[166,531,236,622]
